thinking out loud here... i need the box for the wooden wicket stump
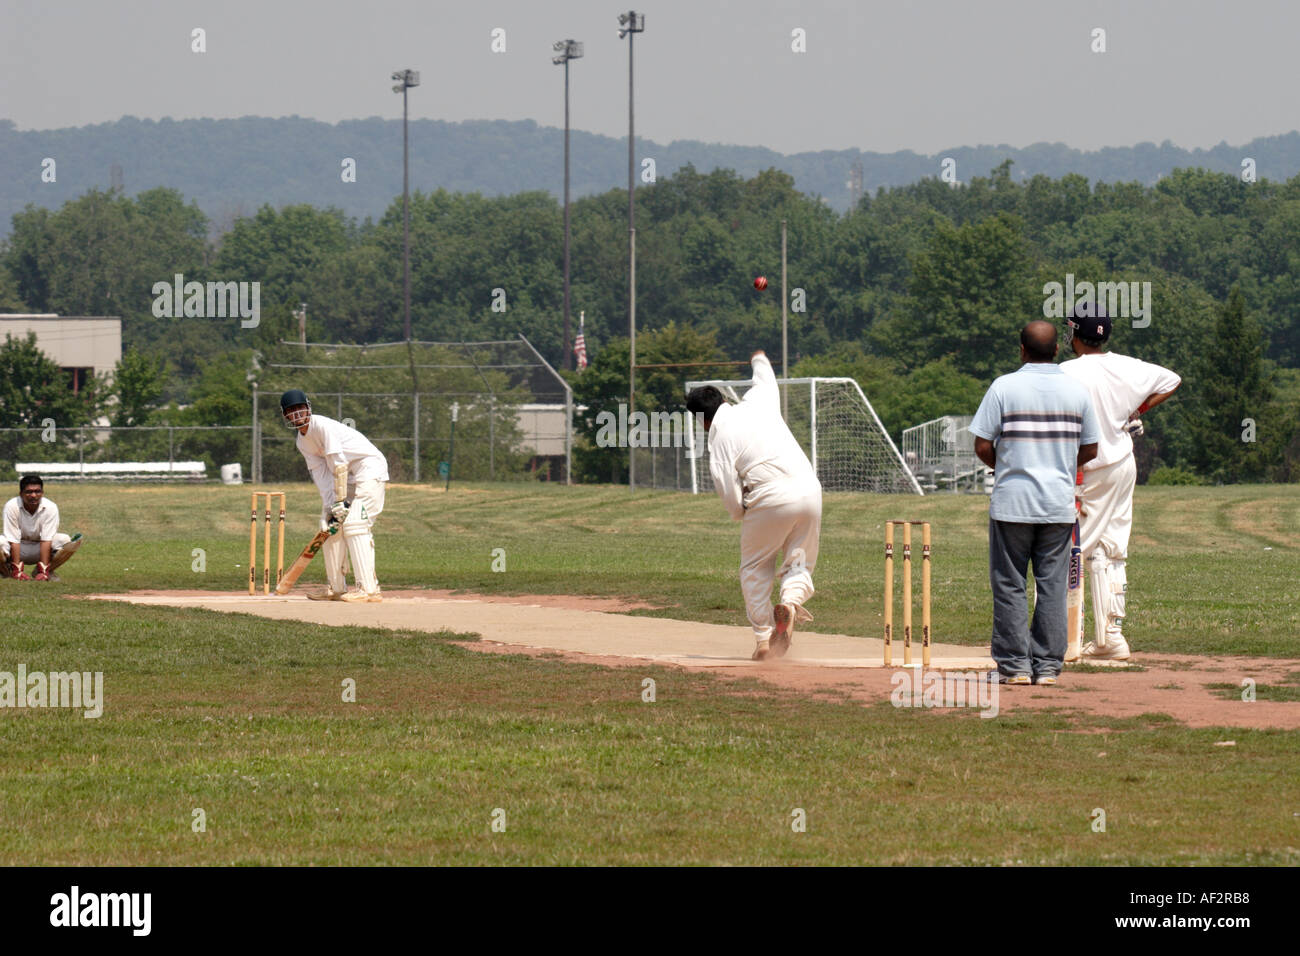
[249,491,286,595]
[884,520,931,668]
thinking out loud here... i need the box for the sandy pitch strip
[87,591,1300,729]
[89,590,996,670]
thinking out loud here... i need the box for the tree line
[2,161,1297,484]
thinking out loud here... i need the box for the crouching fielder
[281,389,390,603]
[686,351,822,660]
[2,474,82,580]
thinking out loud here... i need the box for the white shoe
[752,641,770,661]
[1081,638,1130,661]
[308,589,345,601]
[340,590,383,603]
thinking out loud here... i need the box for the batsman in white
[686,351,821,661]
[1060,304,1181,660]
[280,389,390,603]
[2,474,82,580]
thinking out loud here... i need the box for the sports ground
[3,482,1298,864]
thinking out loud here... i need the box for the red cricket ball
[754,276,768,290]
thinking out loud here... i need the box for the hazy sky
[4,0,1296,154]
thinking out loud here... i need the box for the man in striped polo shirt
[970,321,1099,685]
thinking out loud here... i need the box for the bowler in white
[687,351,822,660]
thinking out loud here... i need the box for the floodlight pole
[553,40,584,370]
[391,69,419,342]
[393,68,421,477]
[619,11,644,491]
[403,93,409,343]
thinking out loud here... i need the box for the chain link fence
[1,425,250,481]
[251,391,572,484]
[2,339,573,485]
[251,337,572,485]
[633,442,702,492]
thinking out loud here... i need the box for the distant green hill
[3,116,1299,236]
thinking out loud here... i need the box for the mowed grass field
[3,481,1298,865]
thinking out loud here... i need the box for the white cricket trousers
[1080,455,1136,642]
[322,479,387,594]
[1079,455,1136,561]
[739,493,821,642]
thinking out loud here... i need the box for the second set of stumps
[883,520,931,667]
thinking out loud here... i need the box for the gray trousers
[989,519,1073,678]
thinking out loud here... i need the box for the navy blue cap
[1066,302,1111,342]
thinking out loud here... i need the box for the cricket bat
[1066,518,1083,661]
[273,526,338,595]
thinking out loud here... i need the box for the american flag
[573,311,587,370]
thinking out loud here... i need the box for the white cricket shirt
[296,414,390,503]
[1060,352,1181,469]
[3,496,60,544]
[707,354,820,520]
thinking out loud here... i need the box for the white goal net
[683,376,923,495]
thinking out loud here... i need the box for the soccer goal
[683,376,923,495]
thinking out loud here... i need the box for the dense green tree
[177,351,254,428]
[1182,287,1286,481]
[569,323,722,483]
[0,261,26,311]
[306,245,402,344]
[4,205,54,310]
[1155,168,1251,218]
[3,188,211,386]
[109,348,167,427]
[1022,173,1094,234]
[215,204,350,307]
[870,212,1037,378]
[13,188,207,320]
[0,333,96,428]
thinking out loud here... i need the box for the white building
[0,314,122,393]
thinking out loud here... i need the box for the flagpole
[574,310,587,370]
